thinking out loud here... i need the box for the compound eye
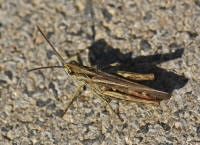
[63,64,71,73]
[65,67,71,74]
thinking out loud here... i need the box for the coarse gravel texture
[0,0,200,145]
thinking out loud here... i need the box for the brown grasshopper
[29,26,171,121]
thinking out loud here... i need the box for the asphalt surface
[0,0,200,144]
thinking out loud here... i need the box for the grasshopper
[29,26,171,121]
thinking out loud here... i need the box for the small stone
[187,31,198,39]
[197,124,200,137]
[4,70,13,80]
[55,109,64,116]
[159,122,171,131]
[36,99,51,107]
[46,50,54,60]
[195,0,200,7]
[0,79,7,85]
[6,130,15,140]
[139,123,150,133]
[46,31,54,39]
[168,43,179,49]
[75,1,85,11]
[143,11,152,22]
[1,126,9,132]
[175,122,182,130]
[47,103,56,110]
[49,82,58,97]
[122,123,128,129]
[140,40,151,50]
[102,8,112,22]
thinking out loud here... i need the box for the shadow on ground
[87,39,188,94]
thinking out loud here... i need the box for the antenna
[28,66,64,72]
[37,25,65,64]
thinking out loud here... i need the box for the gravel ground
[0,0,200,145]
